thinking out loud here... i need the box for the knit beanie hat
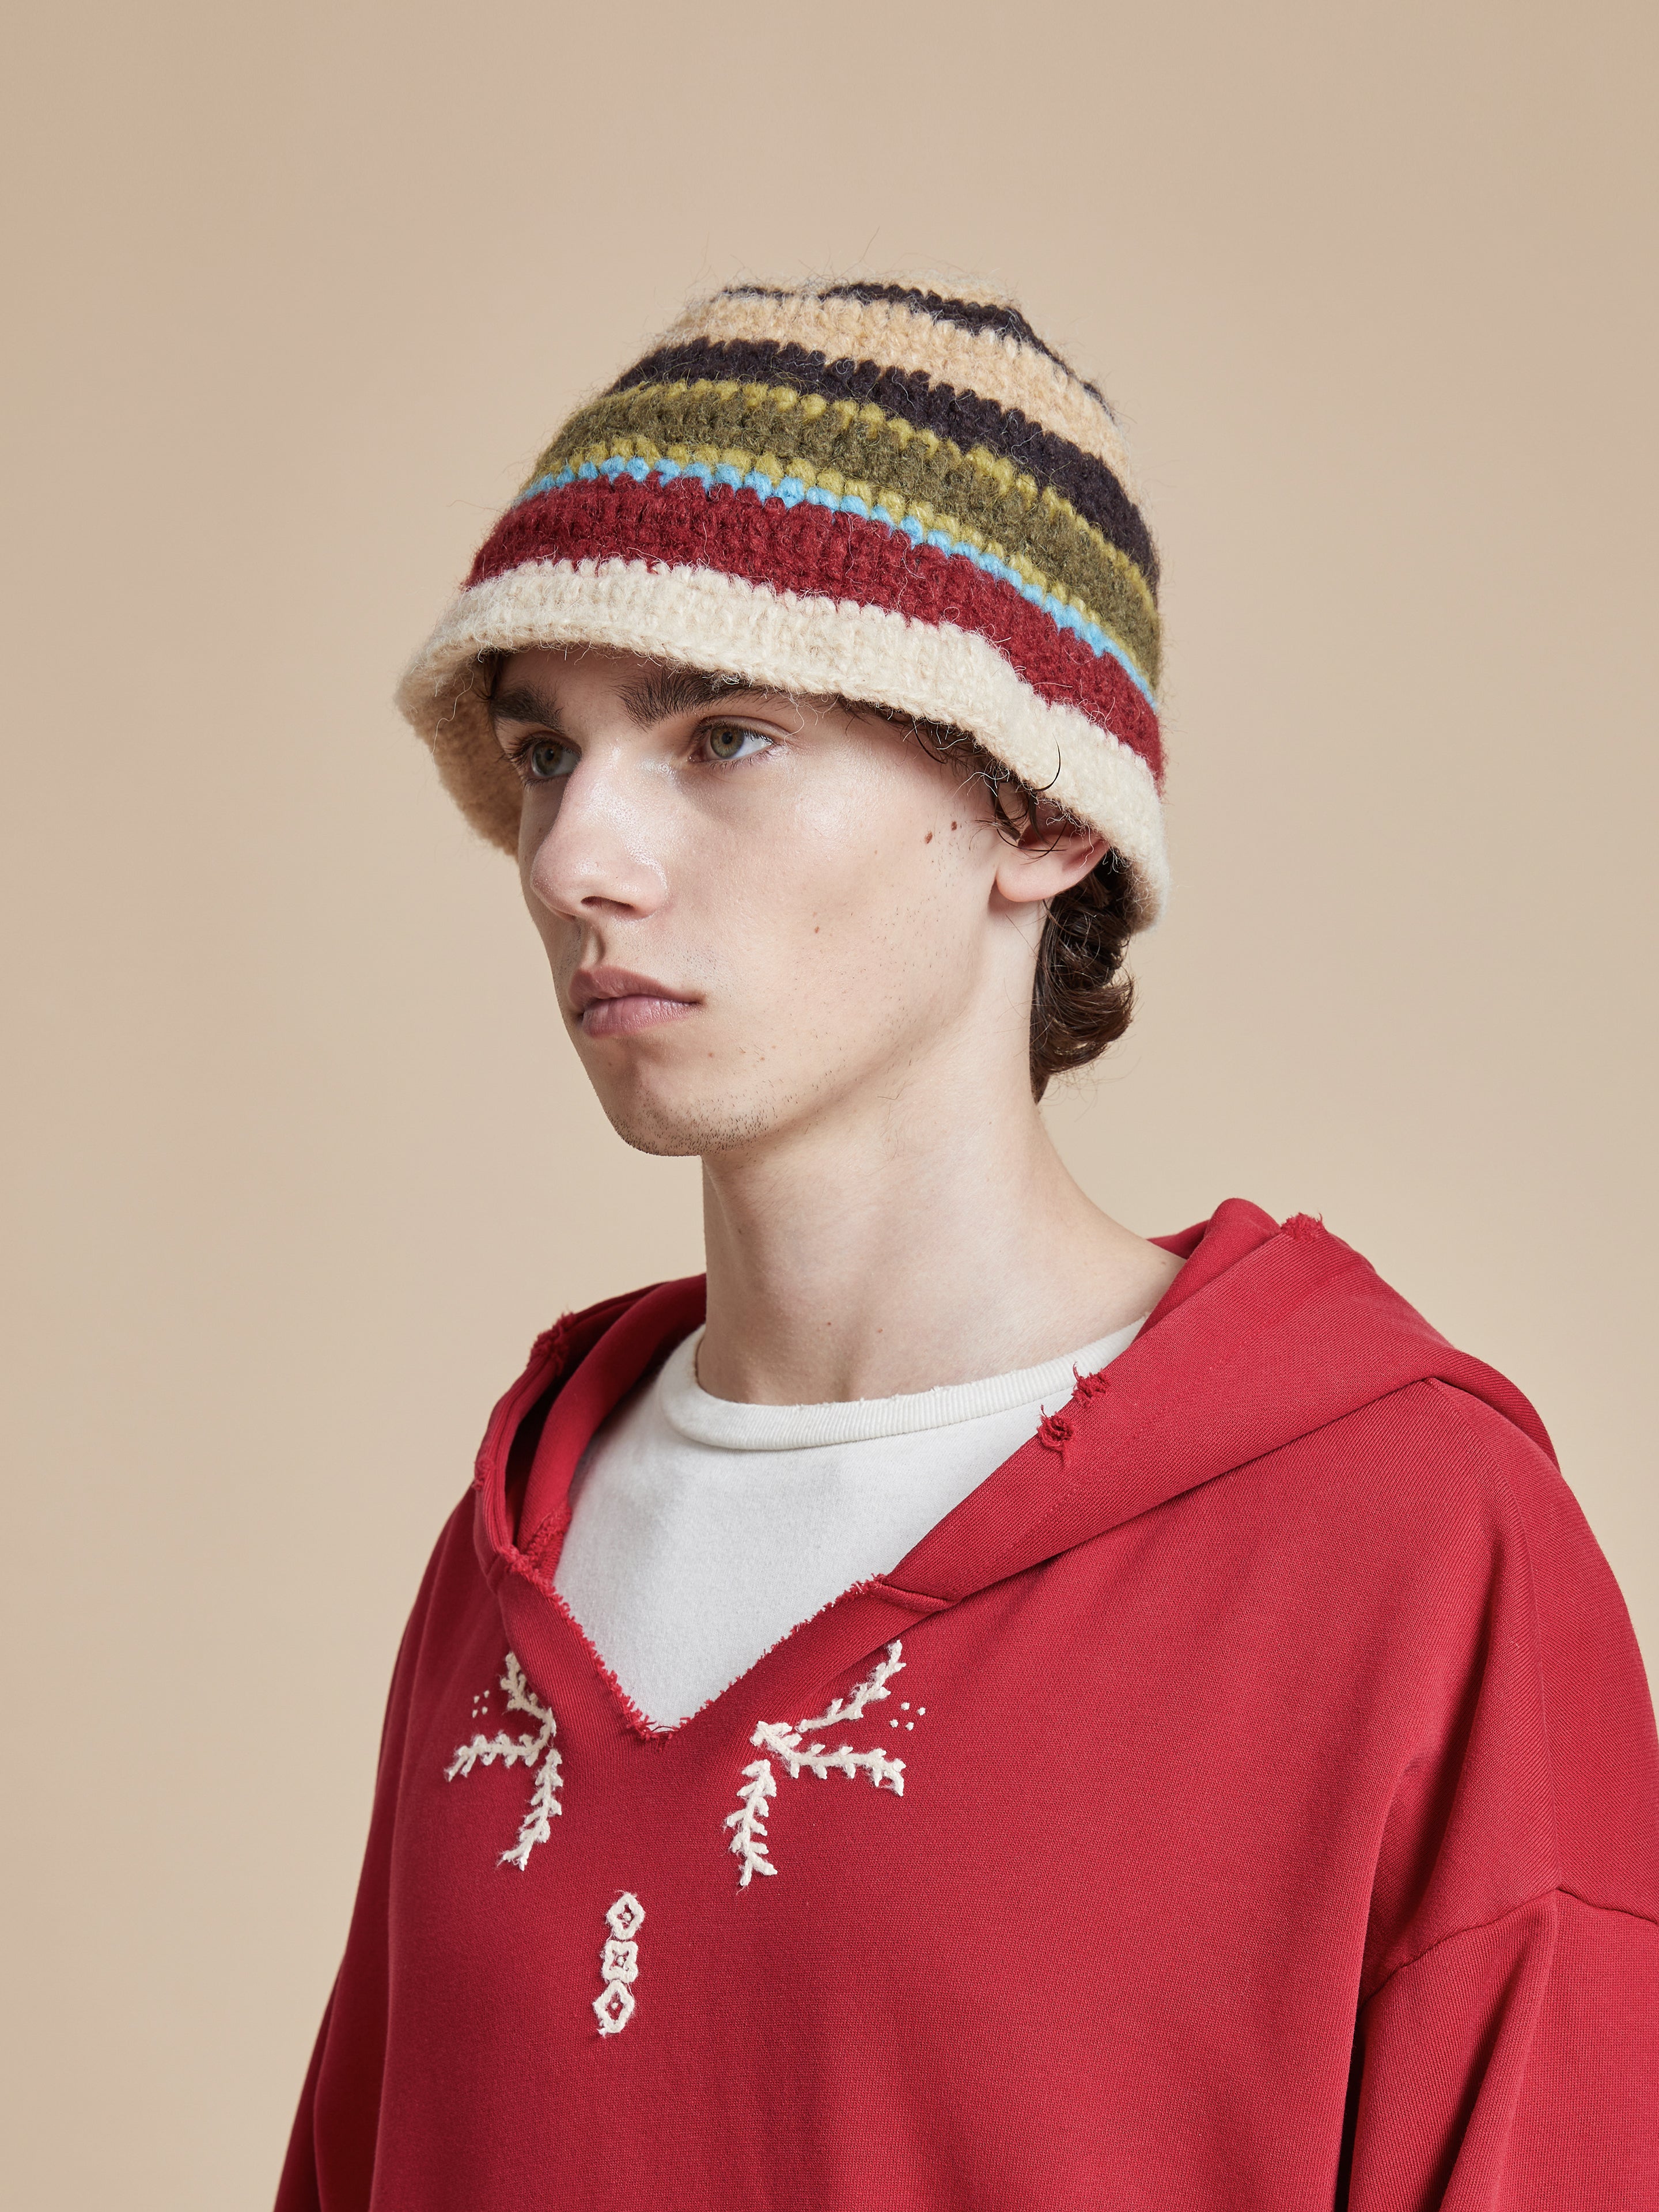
[397,279,1168,928]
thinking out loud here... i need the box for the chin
[597,1081,781,1160]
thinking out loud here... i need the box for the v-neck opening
[472,1232,1238,1747]
[479,1278,952,1746]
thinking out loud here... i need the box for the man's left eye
[526,738,576,780]
[703,724,771,763]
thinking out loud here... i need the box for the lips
[569,966,699,1039]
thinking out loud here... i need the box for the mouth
[568,965,700,1039]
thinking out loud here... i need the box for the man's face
[493,646,1037,1158]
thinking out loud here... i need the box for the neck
[695,1034,1181,1406]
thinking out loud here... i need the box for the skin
[495,645,1182,1404]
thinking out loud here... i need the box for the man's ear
[991,813,1111,910]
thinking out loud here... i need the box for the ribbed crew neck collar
[658,1319,1146,1454]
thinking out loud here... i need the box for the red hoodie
[276,1202,1659,2209]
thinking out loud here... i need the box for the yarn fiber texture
[397,279,1169,929]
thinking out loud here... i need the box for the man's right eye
[525,738,576,781]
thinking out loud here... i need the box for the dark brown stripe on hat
[609,338,1158,592]
[722,283,1109,406]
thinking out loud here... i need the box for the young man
[278,282,1659,2208]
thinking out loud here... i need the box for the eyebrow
[489,684,566,730]
[618,665,760,726]
[488,665,770,733]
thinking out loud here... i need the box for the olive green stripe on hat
[529,380,1158,605]
[530,382,1161,689]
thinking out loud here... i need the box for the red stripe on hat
[467,479,1164,786]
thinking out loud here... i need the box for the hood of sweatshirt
[282,1197,1659,2212]
[467,1198,1554,1739]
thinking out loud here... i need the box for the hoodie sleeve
[1346,1889,1659,2206]
[1344,1385,1659,2208]
[274,1499,471,2212]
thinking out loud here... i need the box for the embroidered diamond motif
[601,1938,639,1983]
[594,1891,645,2036]
[606,1891,645,1941]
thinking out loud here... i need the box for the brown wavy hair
[838,702,1136,1101]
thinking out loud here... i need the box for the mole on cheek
[950,821,958,831]
[924,831,933,844]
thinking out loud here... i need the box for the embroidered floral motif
[796,1642,907,1730]
[725,1762,778,1887]
[445,1652,563,1870]
[595,1893,645,2035]
[725,1642,908,1887]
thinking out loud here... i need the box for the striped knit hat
[397,280,1168,927]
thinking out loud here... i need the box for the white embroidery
[725,1762,778,1887]
[601,1938,639,1982]
[607,1891,645,1940]
[595,1893,645,2035]
[446,1652,563,1870]
[750,1724,906,1789]
[796,1641,906,1730]
[725,1642,907,1888]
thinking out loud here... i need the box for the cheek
[518,824,556,939]
[517,794,546,887]
[518,794,578,923]
[716,802,979,1016]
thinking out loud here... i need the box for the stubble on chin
[597,1086,779,1160]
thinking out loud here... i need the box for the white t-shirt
[555,1318,1144,1729]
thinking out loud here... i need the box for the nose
[523,756,670,925]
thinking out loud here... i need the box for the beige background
[3,1,1654,2202]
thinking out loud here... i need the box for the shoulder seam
[1559,1884,1659,1933]
[1362,1884,1659,2009]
